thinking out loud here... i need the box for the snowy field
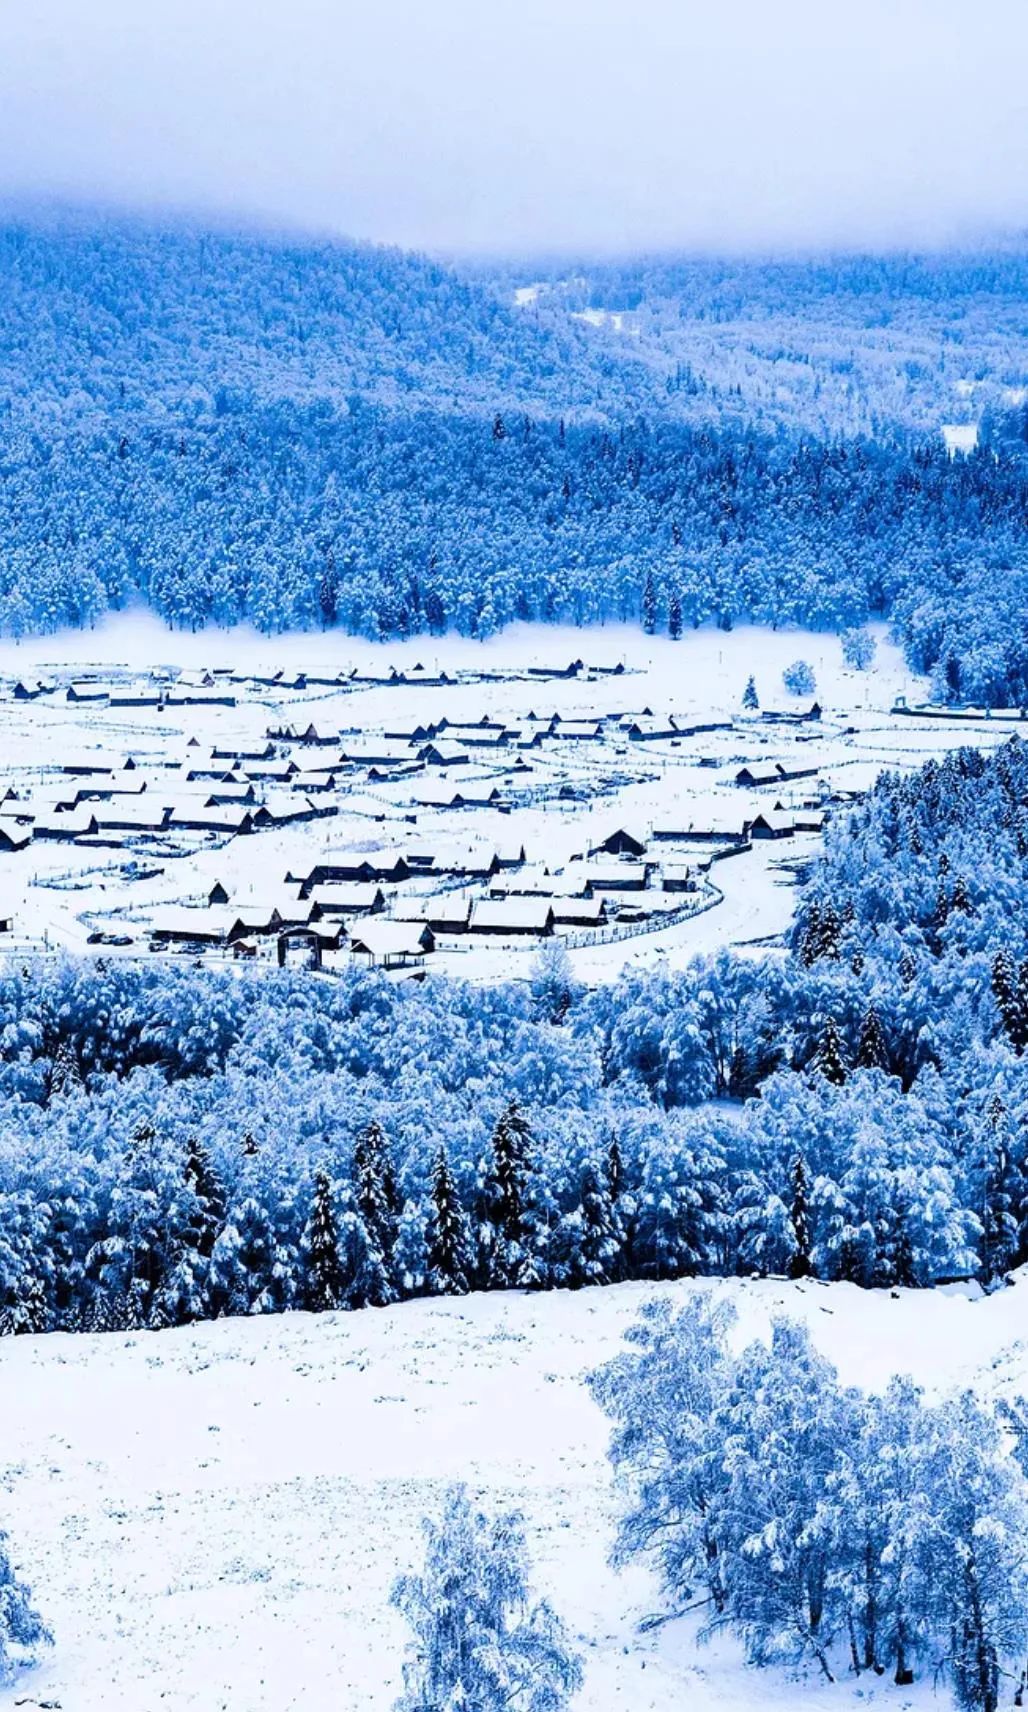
[0,613,1017,983]
[1,1270,1024,1712]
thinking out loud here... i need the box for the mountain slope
[0,210,656,425]
[0,1273,1018,1711]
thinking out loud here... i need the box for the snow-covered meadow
[0,1269,1022,1712]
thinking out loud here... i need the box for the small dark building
[300,856,412,892]
[746,812,795,840]
[591,829,647,858]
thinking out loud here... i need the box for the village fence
[461,879,725,954]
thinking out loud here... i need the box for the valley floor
[0,611,1017,981]
[0,1270,1021,1711]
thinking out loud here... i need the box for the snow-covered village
[3,6,1028,1712]
[0,617,1016,987]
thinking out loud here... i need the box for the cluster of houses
[0,695,754,862]
[0,658,840,967]
[145,850,665,970]
[146,792,833,971]
[727,760,829,840]
[4,655,631,711]
[0,742,344,855]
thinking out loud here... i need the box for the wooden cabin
[590,829,647,858]
[349,920,436,969]
[469,897,555,936]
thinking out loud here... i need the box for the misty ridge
[0,0,1025,252]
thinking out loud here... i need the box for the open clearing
[0,614,1017,982]
[0,1270,1022,1712]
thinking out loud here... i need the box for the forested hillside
[2,214,1028,704]
[3,738,1028,1333]
[6,393,1028,702]
[491,249,1028,436]
[0,214,650,422]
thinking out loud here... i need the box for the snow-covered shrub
[0,1527,51,1687]
[391,1485,582,1711]
[782,659,817,696]
[841,627,877,670]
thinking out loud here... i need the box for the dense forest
[0,215,1027,702]
[2,736,1028,1332]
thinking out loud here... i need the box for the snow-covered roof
[149,907,233,940]
[749,810,795,833]
[422,741,471,763]
[552,896,606,922]
[306,883,383,910]
[583,861,648,887]
[552,719,604,738]
[349,920,432,958]
[339,740,419,766]
[470,897,554,932]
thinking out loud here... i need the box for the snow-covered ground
[1,1270,1024,1712]
[941,422,979,455]
[0,613,1017,982]
[571,306,634,334]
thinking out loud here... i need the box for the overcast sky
[0,0,1024,254]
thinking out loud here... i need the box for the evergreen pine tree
[981,1142,1019,1285]
[48,1036,83,1099]
[572,1160,624,1287]
[855,1003,889,1072]
[425,1148,475,1297]
[0,1268,49,1337]
[83,1280,129,1334]
[979,1097,1021,1284]
[641,571,657,636]
[933,879,951,939]
[393,1197,428,1298]
[183,1139,226,1261]
[354,1120,400,1223]
[892,1200,916,1290]
[992,951,1028,1052]
[951,873,972,914]
[352,1121,399,1300]
[743,674,759,711]
[798,900,842,965]
[668,591,683,640]
[606,1134,624,1203]
[788,1155,813,1279]
[811,1018,848,1086]
[479,1101,536,1288]
[342,1204,396,1309]
[302,1170,343,1311]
